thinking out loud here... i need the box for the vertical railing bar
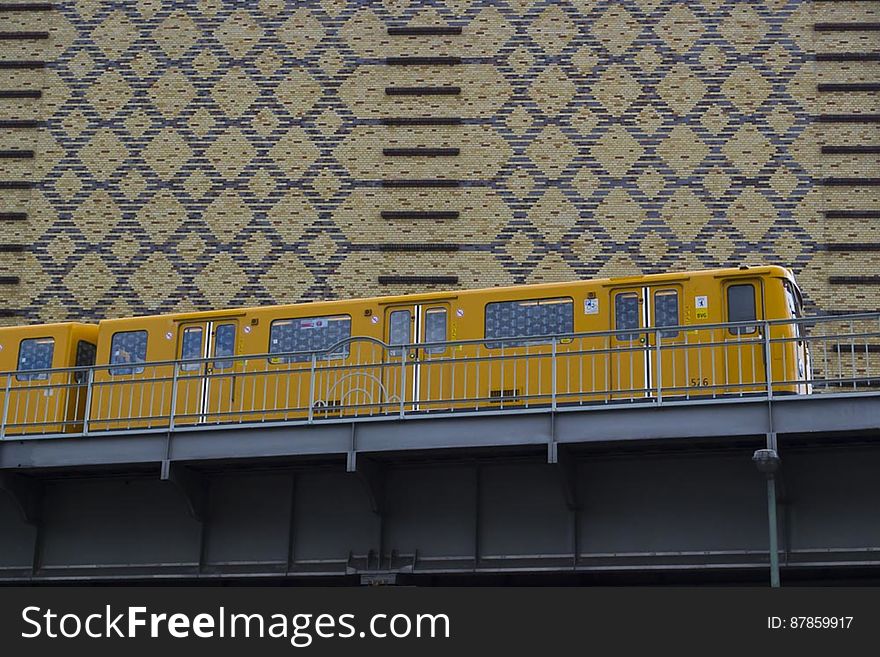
[262,358,270,422]
[82,368,94,436]
[850,320,856,389]
[450,352,456,409]
[296,362,302,419]
[763,321,773,400]
[22,380,31,430]
[629,337,634,400]
[565,341,571,403]
[148,372,156,429]
[656,331,662,406]
[308,354,316,424]
[399,348,406,419]
[736,332,743,396]
[169,364,179,432]
[684,331,690,400]
[1,374,12,439]
[438,351,444,413]
[136,368,146,423]
[579,337,584,405]
[488,346,494,410]
[551,337,557,411]
[604,336,609,402]
[511,344,516,411]
[750,331,757,388]
[475,344,480,411]
[13,378,22,433]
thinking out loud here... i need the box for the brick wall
[0,0,878,324]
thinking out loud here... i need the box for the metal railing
[2,313,880,439]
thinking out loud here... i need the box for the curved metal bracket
[0,472,42,525]
[350,453,385,516]
[161,462,206,522]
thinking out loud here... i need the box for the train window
[614,293,641,342]
[109,330,148,375]
[388,309,411,357]
[179,326,203,372]
[424,308,447,355]
[74,340,96,384]
[727,284,756,335]
[484,297,573,348]
[16,337,54,381]
[268,315,351,363]
[213,324,236,370]
[654,290,679,339]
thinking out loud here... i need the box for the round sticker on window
[165,331,173,340]
[243,326,252,334]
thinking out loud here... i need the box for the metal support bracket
[161,461,207,522]
[350,454,385,516]
[551,445,580,511]
[547,413,579,509]
[0,472,42,525]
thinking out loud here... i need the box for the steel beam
[1,394,879,475]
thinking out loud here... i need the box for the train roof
[95,264,796,326]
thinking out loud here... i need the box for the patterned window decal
[424,308,447,355]
[268,315,351,364]
[110,330,148,376]
[16,337,54,381]
[388,309,411,357]
[179,326,203,372]
[484,297,573,349]
[615,293,641,342]
[213,324,236,370]
[728,284,757,335]
[654,290,679,339]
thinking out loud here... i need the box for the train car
[0,322,98,435]
[85,265,808,430]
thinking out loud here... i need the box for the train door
[649,287,685,397]
[175,320,239,425]
[611,287,648,399]
[611,285,684,399]
[382,303,449,412]
[722,280,765,395]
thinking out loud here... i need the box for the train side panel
[0,323,98,435]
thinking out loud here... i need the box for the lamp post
[753,447,781,588]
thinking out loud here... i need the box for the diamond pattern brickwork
[0,0,873,324]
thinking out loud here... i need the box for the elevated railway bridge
[2,314,880,585]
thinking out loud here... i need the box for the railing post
[399,348,407,419]
[0,374,11,440]
[168,364,179,432]
[763,320,773,400]
[308,353,316,424]
[551,337,557,411]
[656,331,663,406]
[81,368,94,436]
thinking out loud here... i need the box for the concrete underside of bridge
[1,394,880,585]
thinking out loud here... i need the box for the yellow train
[0,265,809,434]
